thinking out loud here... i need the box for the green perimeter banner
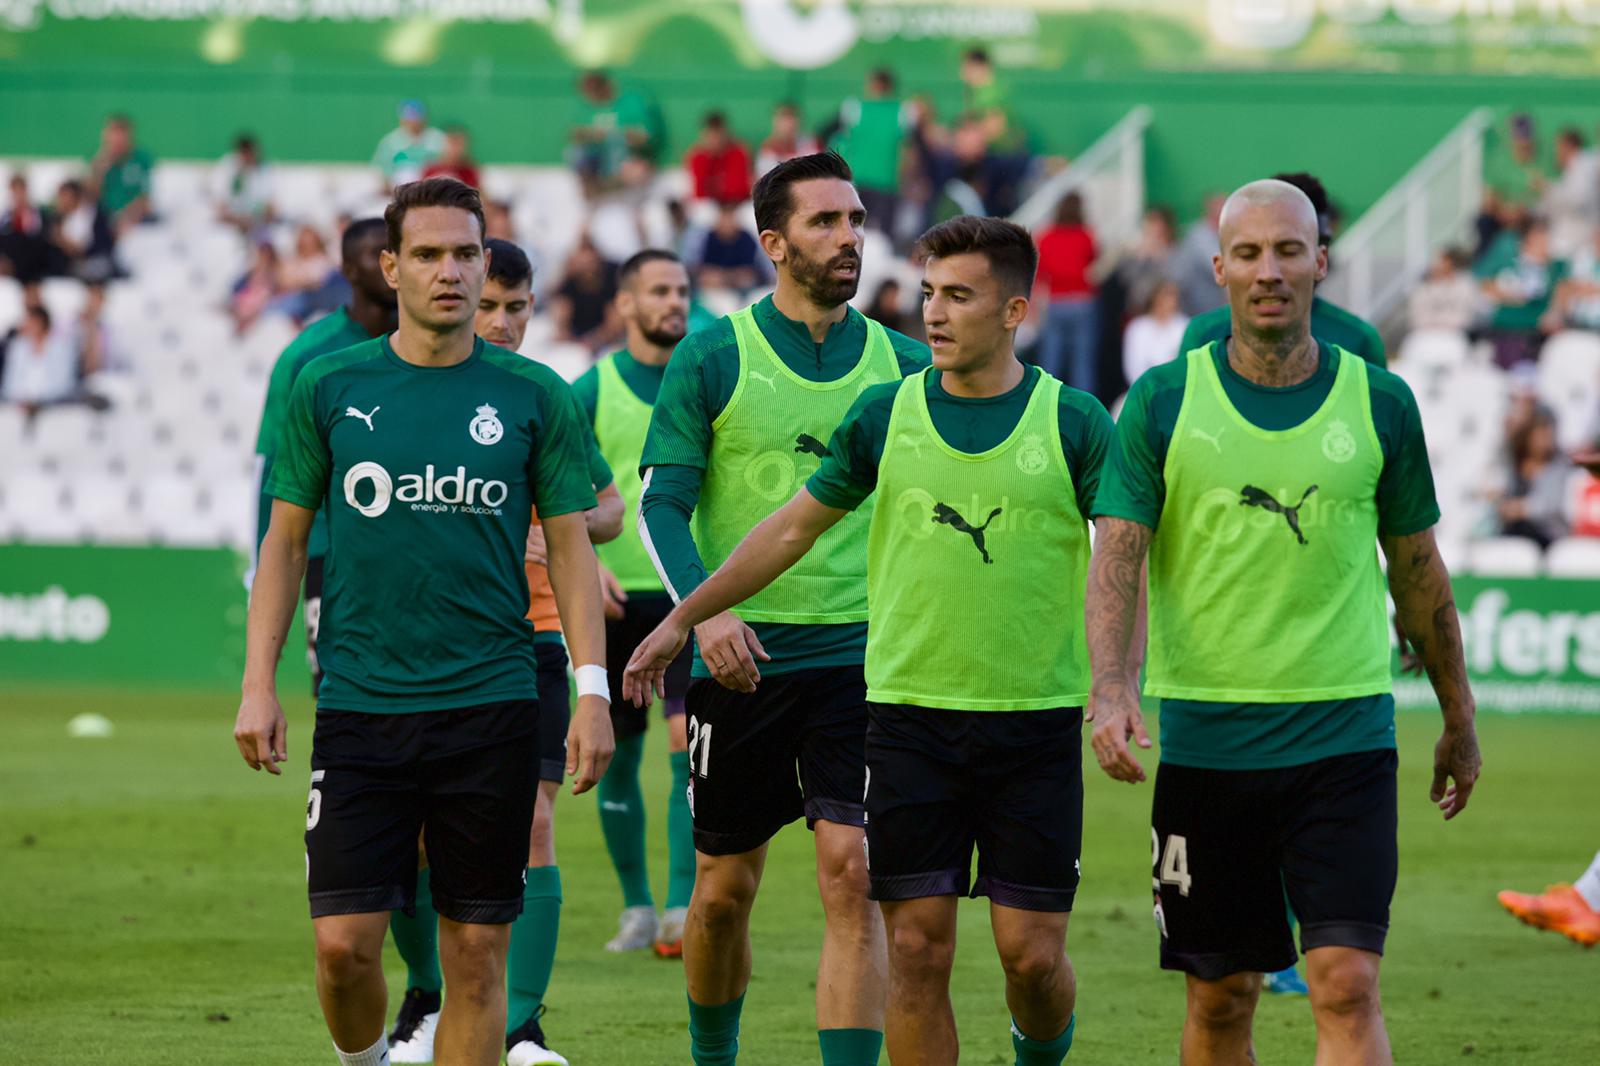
[3,545,1599,712]
[6,0,1600,77]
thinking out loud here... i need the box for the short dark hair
[868,67,896,91]
[1055,191,1085,226]
[618,249,682,288]
[234,133,258,153]
[1271,171,1331,239]
[484,237,533,290]
[914,215,1038,298]
[340,217,386,265]
[703,111,728,130]
[384,177,485,252]
[25,304,51,330]
[962,47,991,66]
[106,113,132,129]
[1559,126,1586,149]
[752,150,854,235]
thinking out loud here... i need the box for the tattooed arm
[1381,526,1482,820]
[1085,516,1155,783]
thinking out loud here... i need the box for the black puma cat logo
[932,502,1002,564]
[1239,484,1318,546]
[794,433,830,458]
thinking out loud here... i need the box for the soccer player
[1498,851,1600,946]
[233,177,615,1066]
[249,217,398,692]
[1177,172,1385,369]
[626,215,1108,1066]
[1085,179,1481,1066]
[384,236,625,1066]
[636,150,930,1066]
[569,248,698,957]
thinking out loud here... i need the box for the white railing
[1011,105,1152,248]
[1321,108,1493,326]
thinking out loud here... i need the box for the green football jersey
[254,308,376,560]
[267,336,598,713]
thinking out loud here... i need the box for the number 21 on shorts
[1151,827,1192,897]
[687,716,712,779]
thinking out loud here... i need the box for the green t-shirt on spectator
[98,148,153,215]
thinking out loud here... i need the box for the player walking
[250,217,397,692]
[1086,179,1481,1066]
[568,249,699,957]
[234,178,615,1066]
[635,151,929,1066]
[625,216,1110,1066]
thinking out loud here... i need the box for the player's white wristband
[574,664,610,703]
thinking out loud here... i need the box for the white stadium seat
[1463,536,1544,577]
[1535,330,1600,453]
[1544,536,1600,578]
[0,471,79,542]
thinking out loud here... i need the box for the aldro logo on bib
[343,461,508,518]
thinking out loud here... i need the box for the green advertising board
[3,545,1598,713]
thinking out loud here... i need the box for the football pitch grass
[2,687,1596,1066]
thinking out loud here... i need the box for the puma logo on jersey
[1239,484,1318,545]
[895,432,925,458]
[345,405,380,431]
[794,433,829,458]
[1189,426,1224,453]
[749,368,778,392]
[932,502,1002,564]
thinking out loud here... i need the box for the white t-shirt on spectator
[1543,150,1600,260]
[1122,312,1189,387]
[1408,273,1483,332]
[210,153,275,222]
[2,327,81,404]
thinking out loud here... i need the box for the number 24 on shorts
[1152,828,1192,897]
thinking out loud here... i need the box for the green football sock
[389,869,442,994]
[688,993,744,1066]
[666,748,697,910]
[819,1027,883,1065]
[599,731,653,909]
[506,865,563,1035]
[1012,1013,1075,1066]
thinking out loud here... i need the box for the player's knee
[441,929,506,1003]
[997,939,1067,991]
[889,921,955,980]
[694,875,757,934]
[1308,954,1381,1020]
[816,835,871,905]
[1187,973,1260,1029]
[314,929,381,988]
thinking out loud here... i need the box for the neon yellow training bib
[866,369,1091,709]
[1147,344,1392,702]
[693,306,901,623]
[592,353,662,593]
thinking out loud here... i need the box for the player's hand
[694,611,770,694]
[624,615,692,707]
[1432,719,1481,820]
[566,694,615,795]
[234,688,288,774]
[524,524,547,567]
[1085,679,1151,784]
[599,565,628,621]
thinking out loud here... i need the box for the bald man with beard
[1083,180,1482,1065]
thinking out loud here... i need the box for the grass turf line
[1,687,1597,1065]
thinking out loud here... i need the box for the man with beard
[249,217,399,694]
[637,151,930,1066]
[568,250,701,959]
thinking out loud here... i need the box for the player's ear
[1211,252,1225,289]
[380,248,399,289]
[1314,244,1329,284]
[615,286,635,320]
[1004,293,1029,332]
[758,227,786,266]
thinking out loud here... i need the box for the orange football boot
[1497,884,1600,947]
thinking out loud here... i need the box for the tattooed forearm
[1382,529,1475,723]
[1087,517,1153,693]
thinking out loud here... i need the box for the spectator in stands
[211,133,275,235]
[0,305,84,411]
[958,48,1030,216]
[1172,193,1226,316]
[686,112,753,206]
[1122,279,1188,388]
[903,95,959,235]
[692,201,765,296]
[1034,192,1100,394]
[1483,218,1565,365]
[231,241,283,336]
[372,100,445,188]
[1496,405,1573,548]
[829,69,906,236]
[0,174,53,307]
[268,225,342,323]
[568,70,665,199]
[550,236,622,354]
[865,278,914,337]
[757,102,819,176]
[1551,225,1600,331]
[1409,247,1482,333]
[1534,127,1600,261]
[422,125,482,189]
[484,199,516,242]
[1098,204,1179,316]
[46,179,117,292]
[88,114,153,237]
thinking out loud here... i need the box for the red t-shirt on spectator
[1036,224,1097,299]
[422,162,482,189]
[687,142,753,204]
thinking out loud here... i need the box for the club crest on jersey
[1321,419,1356,464]
[470,403,504,446]
[1015,433,1049,475]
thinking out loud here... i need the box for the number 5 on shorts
[306,770,326,831]
[1152,828,1192,897]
